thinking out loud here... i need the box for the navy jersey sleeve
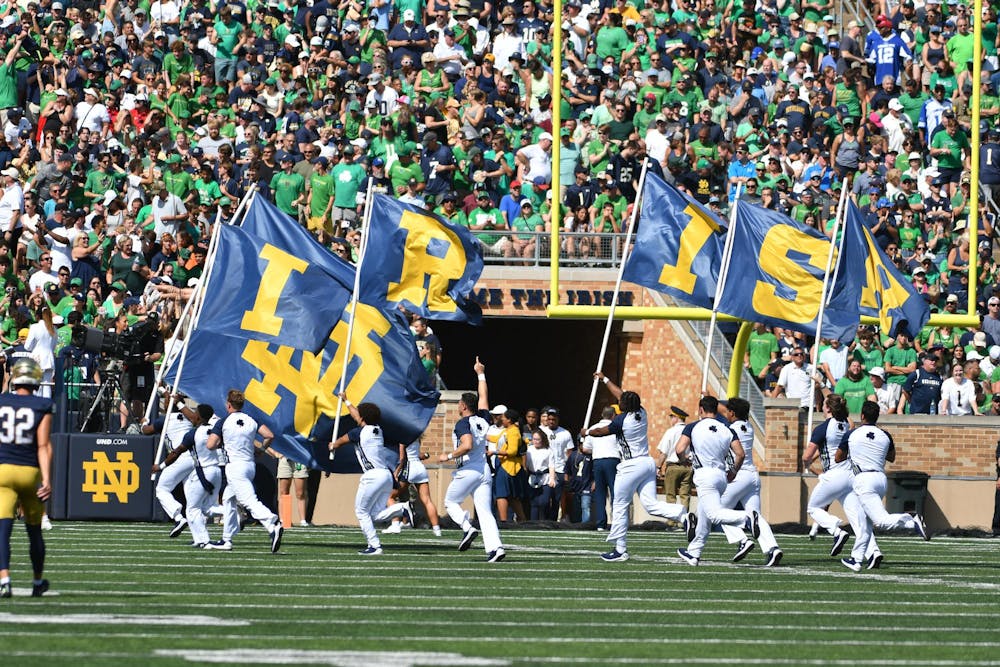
[454,416,472,439]
[476,409,492,421]
[727,427,739,441]
[178,429,196,451]
[152,417,165,432]
[347,426,363,443]
[607,413,627,435]
[681,423,696,438]
[838,428,856,454]
[210,418,224,438]
[809,421,827,448]
[902,370,917,394]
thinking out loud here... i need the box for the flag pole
[331,181,376,458]
[700,186,742,395]
[150,187,258,476]
[581,161,648,432]
[805,184,849,447]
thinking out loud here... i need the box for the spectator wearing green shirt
[510,199,543,260]
[270,154,306,218]
[388,144,424,195]
[745,322,779,388]
[834,360,877,414]
[467,189,512,257]
[884,332,918,386]
[212,6,243,82]
[83,154,119,205]
[306,156,335,241]
[331,147,366,231]
[162,154,195,204]
[929,112,969,197]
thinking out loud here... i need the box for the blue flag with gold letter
[196,225,352,351]
[165,195,441,472]
[622,172,726,308]
[840,202,929,338]
[365,195,484,323]
[717,202,860,342]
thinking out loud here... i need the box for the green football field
[2,522,999,666]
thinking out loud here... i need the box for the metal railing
[475,230,629,267]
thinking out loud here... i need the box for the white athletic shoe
[746,511,761,539]
[677,548,699,566]
[683,512,697,542]
[40,515,52,531]
[359,546,383,556]
[432,526,442,537]
[866,552,884,570]
[486,548,507,563]
[205,540,233,551]
[808,522,820,540]
[764,548,783,567]
[298,520,312,527]
[913,514,930,541]
[600,549,629,562]
[840,557,862,573]
[458,527,479,551]
[382,522,402,534]
[169,516,188,539]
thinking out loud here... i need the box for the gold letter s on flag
[751,226,830,324]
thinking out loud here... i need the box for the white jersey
[685,417,738,471]
[404,440,421,460]
[525,445,551,474]
[843,424,894,473]
[809,418,850,471]
[542,425,574,473]
[452,409,490,472]
[164,409,192,452]
[585,419,619,460]
[214,411,260,464]
[730,419,756,472]
[606,408,650,459]
[185,417,220,467]
[349,424,388,471]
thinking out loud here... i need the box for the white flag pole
[330,181,376,458]
[805,184,850,446]
[700,185,742,395]
[581,161,649,432]
[150,187,258,475]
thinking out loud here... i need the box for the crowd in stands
[0,0,997,391]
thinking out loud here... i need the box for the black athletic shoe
[270,524,284,553]
[486,548,507,563]
[746,511,761,539]
[458,527,479,551]
[684,512,697,542]
[830,530,849,557]
[169,516,188,539]
[31,580,49,597]
[764,548,783,567]
[866,552,884,570]
[0,582,10,598]
[732,539,755,562]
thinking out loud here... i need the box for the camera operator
[116,300,163,431]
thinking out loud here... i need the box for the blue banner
[166,194,441,471]
[365,195,484,323]
[622,172,727,308]
[717,202,860,342]
[841,202,929,338]
[196,225,352,351]
[167,302,440,473]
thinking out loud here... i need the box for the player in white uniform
[204,389,284,553]
[835,400,929,572]
[676,396,783,567]
[149,397,201,539]
[393,439,442,536]
[803,394,882,566]
[717,397,781,563]
[584,373,691,562]
[437,357,505,563]
[330,398,407,554]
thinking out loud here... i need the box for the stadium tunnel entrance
[432,317,625,433]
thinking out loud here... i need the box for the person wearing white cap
[510,198,543,259]
[386,9,430,70]
[881,98,910,153]
[869,366,900,414]
[515,131,552,184]
[0,166,22,249]
[74,88,110,135]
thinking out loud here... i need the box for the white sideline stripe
[24,598,997,618]
[0,612,248,626]
[45,576,1000,598]
[154,649,510,666]
[520,660,1000,666]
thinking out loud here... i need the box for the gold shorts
[0,464,43,523]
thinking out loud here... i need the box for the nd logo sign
[81,452,140,503]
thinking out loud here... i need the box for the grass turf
[2,522,999,666]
